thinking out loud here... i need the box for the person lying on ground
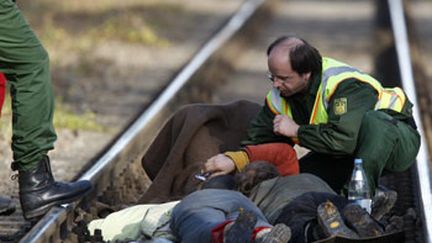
[173,164,397,243]
[82,161,281,242]
[82,162,397,243]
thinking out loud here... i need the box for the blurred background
[0,0,244,193]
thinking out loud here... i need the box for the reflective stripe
[321,65,362,109]
[266,88,294,117]
[270,88,282,113]
[312,57,403,124]
[388,94,398,109]
[374,89,404,111]
[374,99,382,110]
[266,88,283,114]
[322,66,361,86]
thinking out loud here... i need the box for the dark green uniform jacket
[243,71,414,156]
[242,64,420,193]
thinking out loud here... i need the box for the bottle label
[351,199,372,214]
[354,171,364,181]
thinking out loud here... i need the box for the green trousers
[0,0,56,170]
[300,110,420,195]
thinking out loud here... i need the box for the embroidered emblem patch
[334,97,347,115]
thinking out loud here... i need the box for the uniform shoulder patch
[334,97,347,115]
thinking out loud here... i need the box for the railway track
[4,0,431,242]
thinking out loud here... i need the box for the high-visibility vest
[266,57,407,141]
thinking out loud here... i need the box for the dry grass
[2,0,187,137]
[2,0,187,132]
[18,0,183,62]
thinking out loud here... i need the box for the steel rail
[80,0,265,182]
[19,0,432,242]
[19,0,267,242]
[388,0,432,242]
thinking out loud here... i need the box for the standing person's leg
[355,111,420,194]
[0,0,56,170]
[0,0,91,220]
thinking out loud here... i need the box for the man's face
[267,48,310,97]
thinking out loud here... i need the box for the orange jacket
[244,143,299,176]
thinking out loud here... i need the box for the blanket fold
[139,100,261,203]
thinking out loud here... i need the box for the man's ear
[303,72,311,81]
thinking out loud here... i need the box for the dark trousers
[275,192,349,243]
[170,189,271,243]
[300,110,420,195]
[0,0,56,170]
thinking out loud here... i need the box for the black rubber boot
[0,196,16,216]
[18,156,92,220]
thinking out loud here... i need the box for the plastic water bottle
[347,158,372,213]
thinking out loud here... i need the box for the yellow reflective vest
[266,57,407,141]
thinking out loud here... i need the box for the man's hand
[203,154,236,178]
[273,114,299,137]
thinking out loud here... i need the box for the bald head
[268,38,302,70]
[266,35,322,76]
[266,36,304,56]
[267,36,304,57]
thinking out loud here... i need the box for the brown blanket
[138,100,261,203]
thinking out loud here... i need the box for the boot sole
[262,224,291,243]
[343,203,384,238]
[371,190,397,221]
[23,186,92,220]
[317,201,358,239]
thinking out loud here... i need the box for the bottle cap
[354,158,363,164]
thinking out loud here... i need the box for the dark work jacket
[242,69,415,156]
